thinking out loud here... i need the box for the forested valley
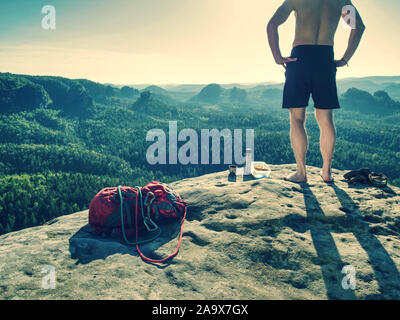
[1,72,399,234]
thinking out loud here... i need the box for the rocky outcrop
[0,165,399,300]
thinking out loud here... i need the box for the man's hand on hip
[276,57,298,70]
[335,59,348,68]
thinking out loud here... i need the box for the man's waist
[290,44,335,61]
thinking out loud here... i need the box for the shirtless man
[267,0,365,183]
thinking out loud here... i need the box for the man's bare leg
[285,108,308,183]
[315,109,336,182]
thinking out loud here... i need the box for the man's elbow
[357,19,366,32]
[267,20,277,32]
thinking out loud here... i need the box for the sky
[0,0,399,85]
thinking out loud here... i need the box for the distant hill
[336,79,379,95]
[140,85,183,105]
[191,83,224,104]
[353,76,400,84]
[383,83,400,102]
[0,75,51,113]
[120,85,139,98]
[128,77,400,103]
[229,86,248,103]
[190,84,250,105]
[341,88,400,115]
[142,81,277,92]
[335,76,400,98]
[0,73,96,117]
[0,73,144,116]
[161,84,205,93]
[132,77,400,95]
[142,85,170,95]
[132,91,178,117]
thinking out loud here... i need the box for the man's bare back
[267,0,365,68]
[292,0,346,47]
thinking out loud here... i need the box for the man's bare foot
[320,170,334,183]
[284,172,307,183]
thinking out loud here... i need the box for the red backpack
[89,181,187,264]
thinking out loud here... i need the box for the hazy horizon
[1,0,399,85]
[3,70,399,89]
[113,74,400,88]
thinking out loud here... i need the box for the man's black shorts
[282,45,340,110]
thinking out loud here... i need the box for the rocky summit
[0,165,399,300]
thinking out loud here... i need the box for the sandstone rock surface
[1,165,399,300]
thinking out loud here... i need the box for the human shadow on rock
[329,183,400,299]
[301,184,357,300]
